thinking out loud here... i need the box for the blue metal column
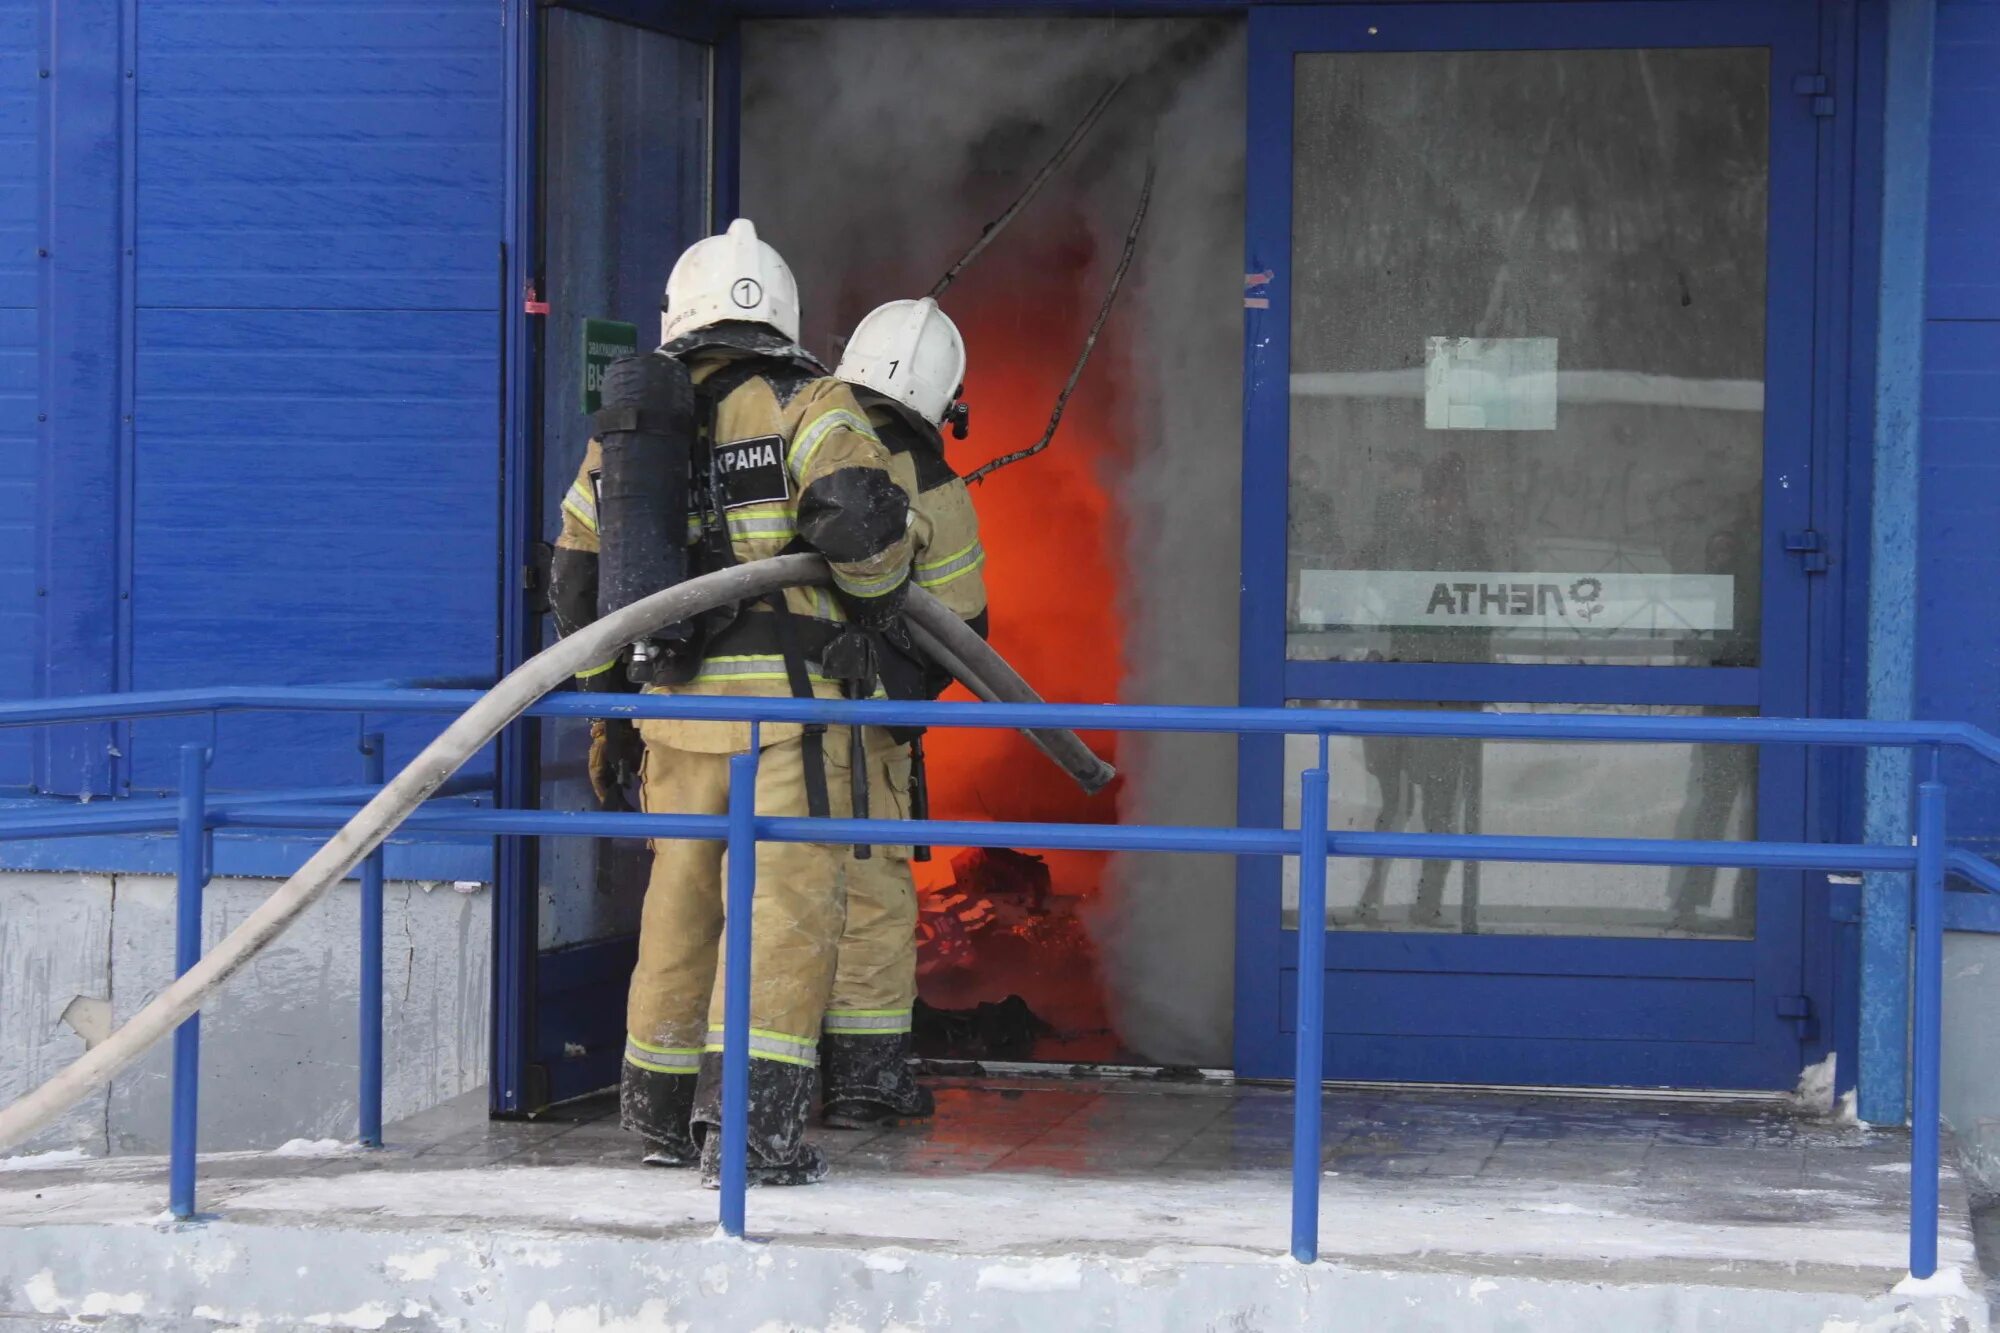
[1908,770,1945,1278]
[358,733,386,1147]
[168,743,209,1219]
[719,736,760,1237]
[492,0,543,1116]
[1290,761,1330,1264]
[1860,0,1936,1126]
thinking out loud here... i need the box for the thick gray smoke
[743,18,1245,1067]
[1088,27,1245,1069]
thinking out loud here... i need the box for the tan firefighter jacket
[862,396,987,640]
[555,348,915,751]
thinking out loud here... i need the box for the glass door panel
[1237,3,1823,1089]
[1280,702,1757,938]
[1285,48,1768,669]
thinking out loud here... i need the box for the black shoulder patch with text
[712,434,789,510]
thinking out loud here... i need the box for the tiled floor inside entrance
[386,1073,1913,1207]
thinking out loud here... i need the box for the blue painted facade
[1920,2,2000,853]
[5,0,503,877]
[1,0,1996,1097]
[0,0,35,791]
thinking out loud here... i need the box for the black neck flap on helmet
[659,320,827,376]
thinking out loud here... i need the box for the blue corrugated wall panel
[1920,0,2000,856]
[137,2,501,312]
[1926,0,1999,321]
[124,0,504,804]
[127,309,499,794]
[0,0,38,788]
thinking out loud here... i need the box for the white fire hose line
[0,556,1114,1153]
[906,618,1116,795]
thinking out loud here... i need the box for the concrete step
[0,1078,1985,1331]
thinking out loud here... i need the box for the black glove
[588,718,642,812]
[837,578,914,660]
[837,577,909,633]
[821,629,882,699]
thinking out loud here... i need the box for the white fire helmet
[659,218,801,347]
[835,298,967,428]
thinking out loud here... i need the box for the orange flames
[909,240,1128,1061]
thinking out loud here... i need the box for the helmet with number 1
[836,298,967,429]
[659,218,801,347]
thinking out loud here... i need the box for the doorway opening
[741,16,1247,1066]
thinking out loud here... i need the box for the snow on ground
[268,1138,354,1159]
[135,1162,1967,1277]
[0,1149,87,1171]
[1895,1267,1977,1300]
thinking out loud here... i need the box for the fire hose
[0,554,1114,1152]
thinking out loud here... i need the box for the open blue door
[499,1,725,1111]
[1236,2,1827,1088]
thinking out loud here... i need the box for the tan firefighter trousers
[627,723,926,1070]
[826,738,918,1038]
[629,727,857,1074]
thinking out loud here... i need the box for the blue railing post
[359,732,386,1148]
[169,742,210,1220]
[1291,763,1330,1264]
[1909,773,1946,1278]
[720,736,760,1238]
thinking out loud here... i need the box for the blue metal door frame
[496,0,540,1115]
[1234,2,1837,1087]
[498,0,1872,1101]
[495,0,736,1113]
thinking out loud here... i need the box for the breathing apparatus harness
[592,330,904,855]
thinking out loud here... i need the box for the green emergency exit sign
[582,318,640,412]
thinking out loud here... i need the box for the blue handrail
[0,683,1998,760]
[0,684,1986,1278]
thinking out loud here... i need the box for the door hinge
[1776,994,1818,1040]
[1783,529,1830,573]
[1793,73,1835,117]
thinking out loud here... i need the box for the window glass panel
[1282,702,1757,938]
[1285,49,1769,666]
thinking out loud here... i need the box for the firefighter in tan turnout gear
[819,298,987,1128]
[549,220,916,1186]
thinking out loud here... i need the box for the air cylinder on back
[593,353,699,683]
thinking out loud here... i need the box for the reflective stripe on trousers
[704,1026,819,1067]
[823,1008,913,1036]
[625,1036,701,1075]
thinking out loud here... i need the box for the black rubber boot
[821,1032,934,1129]
[621,1062,699,1167]
[698,1129,829,1189]
[691,1051,828,1187]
